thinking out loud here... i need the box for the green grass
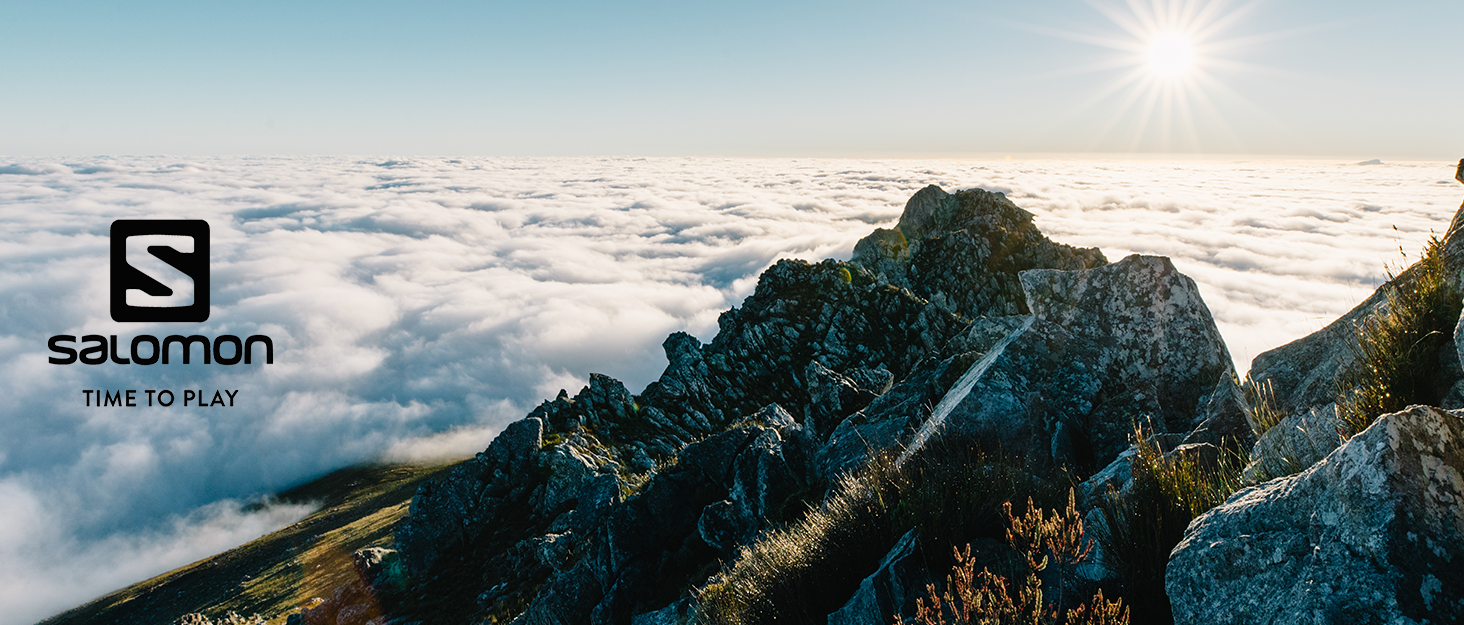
[696,435,1065,625]
[1337,235,1462,438]
[40,461,464,625]
[1239,377,1284,440]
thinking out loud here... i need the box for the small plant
[1239,377,1284,439]
[900,490,1128,625]
[1093,425,1241,624]
[1337,235,1462,438]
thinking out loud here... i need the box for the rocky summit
[275,172,1464,625]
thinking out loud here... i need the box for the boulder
[1167,405,1464,624]
[805,361,891,440]
[352,547,406,594]
[827,530,926,625]
[932,316,1101,470]
[537,431,619,515]
[1021,254,1244,464]
[819,351,978,478]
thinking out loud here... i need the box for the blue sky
[2,0,1459,157]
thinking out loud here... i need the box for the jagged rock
[852,185,1106,321]
[387,182,1259,624]
[805,361,890,440]
[934,316,1101,471]
[397,417,543,577]
[819,350,979,478]
[353,547,406,594]
[517,405,817,625]
[698,408,811,550]
[537,431,619,514]
[890,256,1236,476]
[1168,405,1464,624]
[334,602,377,625]
[699,258,967,426]
[1247,287,1385,417]
[827,530,927,625]
[1252,262,1464,420]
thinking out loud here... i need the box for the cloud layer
[0,156,1458,623]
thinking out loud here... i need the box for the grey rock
[1021,254,1243,465]
[630,597,696,625]
[820,351,976,478]
[533,533,573,572]
[538,431,618,515]
[934,317,1101,471]
[397,416,543,577]
[1242,403,1342,483]
[1168,405,1464,624]
[1248,287,1385,418]
[827,530,925,625]
[1251,259,1464,421]
[352,547,406,594]
[853,185,1106,321]
[805,361,888,439]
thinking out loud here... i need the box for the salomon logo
[110,219,210,322]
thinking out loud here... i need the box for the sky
[1,0,1460,158]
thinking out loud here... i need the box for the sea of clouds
[0,156,1458,623]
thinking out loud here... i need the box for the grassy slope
[40,460,466,625]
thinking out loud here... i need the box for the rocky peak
[854,186,1106,321]
[376,181,1252,625]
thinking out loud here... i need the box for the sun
[1018,0,1286,152]
[1148,32,1194,78]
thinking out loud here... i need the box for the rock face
[1167,405,1464,624]
[826,530,926,625]
[397,416,546,577]
[513,404,817,625]
[1247,287,1387,417]
[853,185,1106,320]
[1021,255,1244,460]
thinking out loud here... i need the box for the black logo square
[110,220,210,323]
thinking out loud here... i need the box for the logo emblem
[110,220,210,322]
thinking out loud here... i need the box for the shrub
[1093,426,1241,624]
[900,490,1129,625]
[1337,235,1462,438]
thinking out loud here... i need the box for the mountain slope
[40,461,463,625]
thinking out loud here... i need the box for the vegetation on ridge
[1337,235,1462,438]
[697,436,1065,625]
[1093,425,1242,625]
[41,461,462,625]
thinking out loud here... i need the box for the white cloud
[0,155,1459,623]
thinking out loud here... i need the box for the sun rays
[1028,0,1285,153]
